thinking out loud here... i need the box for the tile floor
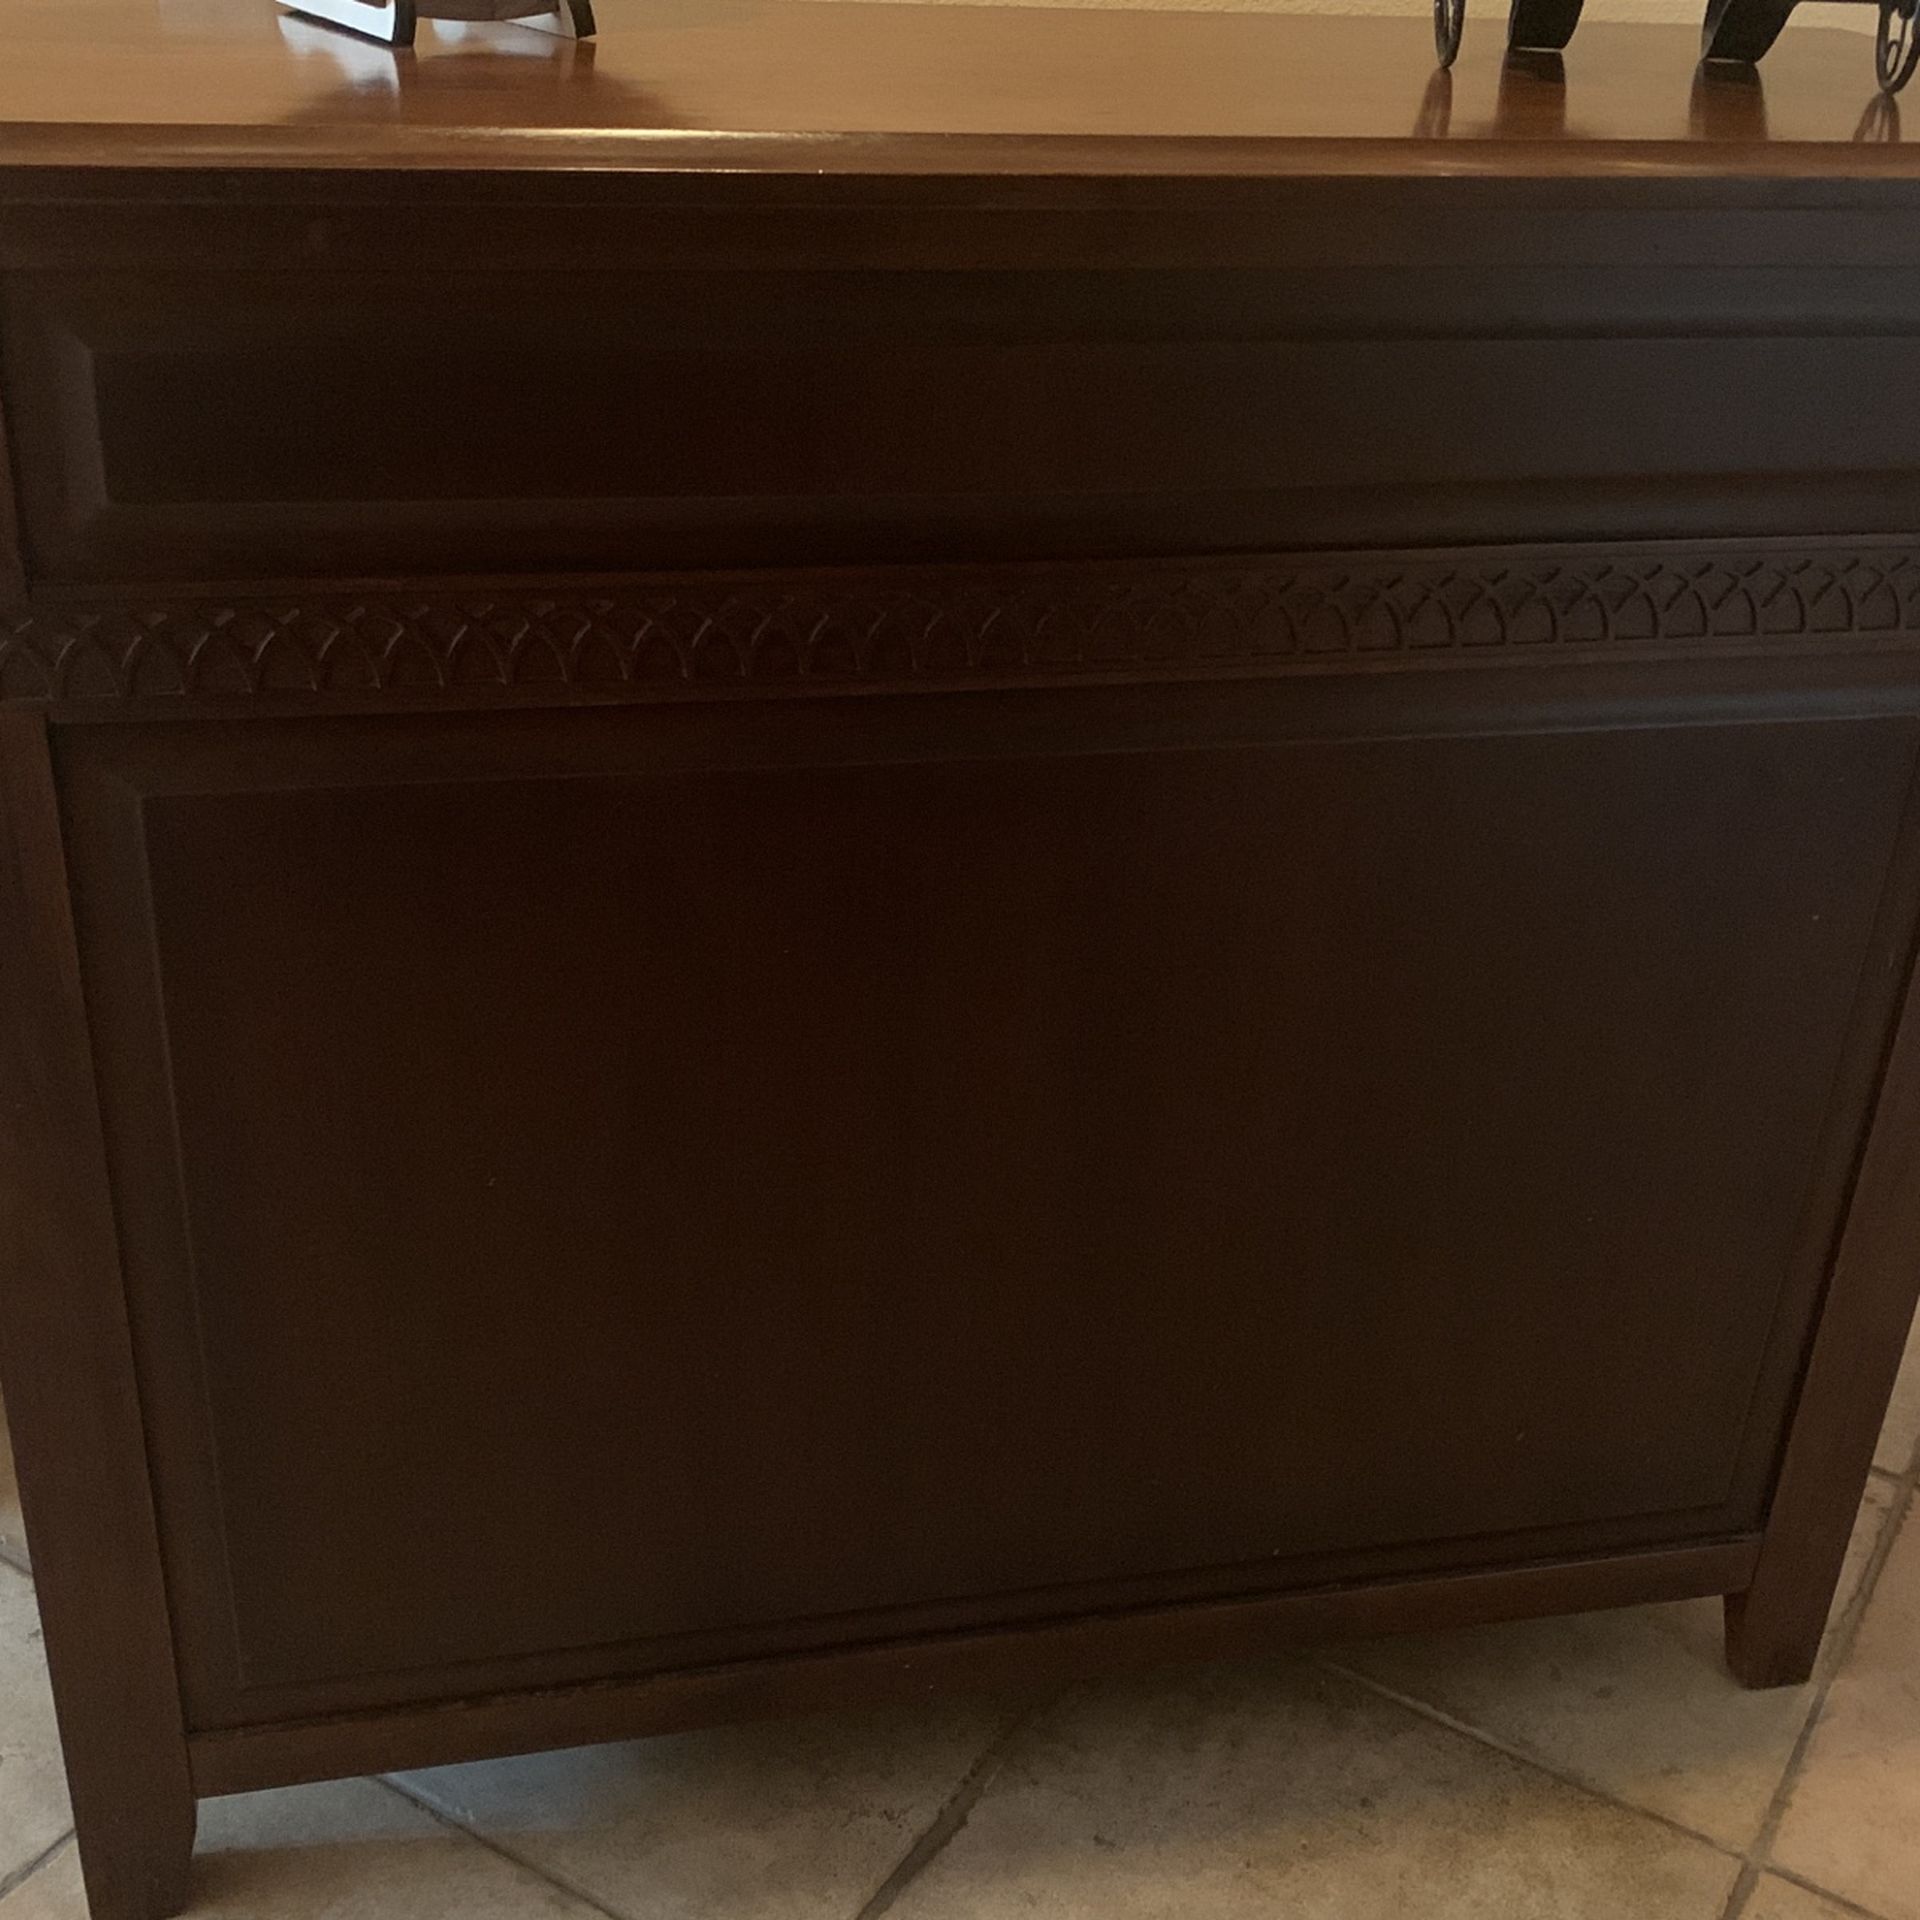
[1,1320,1917,1920]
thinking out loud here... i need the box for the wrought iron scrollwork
[1700,0,1917,97]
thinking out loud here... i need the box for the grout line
[1319,1463,1914,1920]
[279,1426,1920,1920]
[849,1697,1056,1920]
[1316,1658,1746,1863]
[0,1832,74,1907]
[1760,1861,1903,1920]
[380,1695,1055,1920]
[1717,1852,1764,1917]
[1821,1483,1914,1696]
[1717,1474,1915,1920]
[1312,1467,1913,1920]
[376,1775,639,1920]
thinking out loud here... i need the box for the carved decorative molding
[6,545,1920,708]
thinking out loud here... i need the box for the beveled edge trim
[188,1533,1760,1796]
[6,122,1920,183]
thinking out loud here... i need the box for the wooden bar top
[0,0,1914,180]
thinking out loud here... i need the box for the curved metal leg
[518,0,596,40]
[1434,0,1466,68]
[1507,0,1583,54]
[1699,0,1797,65]
[1879,0,1920,94]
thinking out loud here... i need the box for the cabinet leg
[71,1793,196,1920]
[1723,1583,1827,1690]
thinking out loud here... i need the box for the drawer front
[12,267,1920,584]
[58,677,1919,1725]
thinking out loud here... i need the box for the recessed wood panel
[18,270,1920,582]
[59,693,1918,1713]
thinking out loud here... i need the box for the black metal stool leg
[1507,0,1583,54]
[1699,0,1797,65]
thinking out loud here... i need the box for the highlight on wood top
[0,0,1917,176]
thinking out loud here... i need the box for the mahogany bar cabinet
[5,2,1920,1914]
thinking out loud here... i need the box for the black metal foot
[1699,0,1797,66]
[1508,0,1584,54]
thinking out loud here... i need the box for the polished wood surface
[0,0,1912,175]
[8,10,1920,1920]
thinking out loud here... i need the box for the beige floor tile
[1322,1479,1897,1851]
[0,1397,26,1569]
[0,1565,71,1887]
[885,1660,1740,1920]
[1877,1310,1920,1476]
[398,1697,1015,1920]
[1771,1500,1920,1920]
[0,1780,606,1919]
[0,1843,78,1920]
[1740,1873,1873,1920]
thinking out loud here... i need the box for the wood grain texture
[0,388,23,605]
[0,0,1913,179]
[0,711,195,1919]
[24,260,1920,583]
[53,684,1916,1733]
[1727,746,1920,1684]
[7,13,1920,1910]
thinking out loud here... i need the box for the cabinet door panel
[59,693,1916,1718]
